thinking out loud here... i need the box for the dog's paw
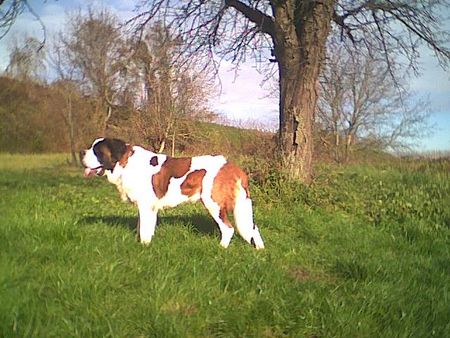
[140,238,152,246]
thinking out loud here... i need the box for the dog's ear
[107,138,128,165]
[94,138,127,170]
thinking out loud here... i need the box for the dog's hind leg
[202,200,235,248]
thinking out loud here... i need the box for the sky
[0,0,449,152]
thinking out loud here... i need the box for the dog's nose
[79,150,86,159]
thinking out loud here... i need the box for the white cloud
[212,60,278,126]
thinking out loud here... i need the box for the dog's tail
[233,177,265,250]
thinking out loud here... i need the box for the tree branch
[225,0,275,37]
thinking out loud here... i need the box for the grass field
[0,154,449,337]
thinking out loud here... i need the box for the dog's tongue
[84,168,96,177]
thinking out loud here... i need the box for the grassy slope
[0,154,449,337]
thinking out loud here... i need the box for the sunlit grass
[0,153,71,170]
[0,154,449,337]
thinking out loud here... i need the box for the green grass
[1,154,449,337]
[0,153,70,170]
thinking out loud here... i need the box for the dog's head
[80,138,128,177]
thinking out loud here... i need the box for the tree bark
[67,94,78,165]
[334,129,340,163]
[272,0,335,183]
[344,132,354,163]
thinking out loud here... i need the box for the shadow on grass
[81,215,137,230]
[81,213,218,237]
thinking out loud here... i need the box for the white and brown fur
[80,138,265,249]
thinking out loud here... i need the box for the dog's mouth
[83,166,105,177]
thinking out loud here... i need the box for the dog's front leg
[138,203,157,245]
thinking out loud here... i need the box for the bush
[251,158,450,231]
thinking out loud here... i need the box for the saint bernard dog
[80,138,265,249]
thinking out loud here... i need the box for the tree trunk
[277,62,316,182]
[67,94,78,165]
[101,104,112,135]
[334,129,340,163]
[171,130,176,157]
[344,132,354,163]
[158,138,166,153]
[273,0,334,183]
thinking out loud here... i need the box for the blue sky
[0,0,449,151]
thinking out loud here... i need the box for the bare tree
[47,37,81,165]
[130,0,450,182]
[58,7,126,135]
[5,35,46,81]
[130,24,215,155]
[368,92,430,152]
[318,40,430,162]
[0,0,45,45]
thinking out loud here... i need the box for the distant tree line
[0,7,273,163]
[1,8,218,163]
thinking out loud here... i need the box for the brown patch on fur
[118,145,134,167]
[211,162,249,227]
[181,169,206,197]
[96,143,113,168]
[152,157,192,199]
[219,208,233,228]
[92,138,128,170]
